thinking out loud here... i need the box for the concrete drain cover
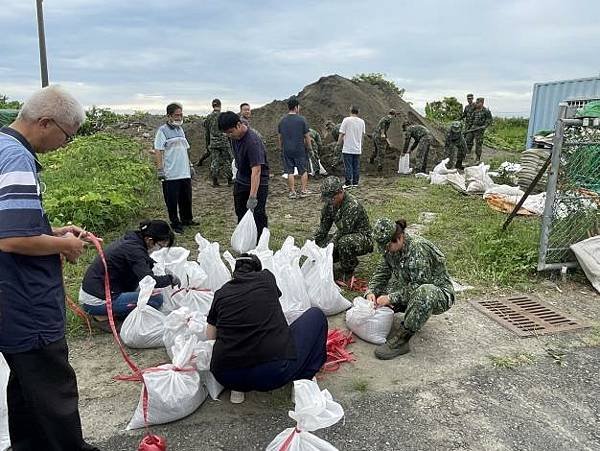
[470,295,590,337]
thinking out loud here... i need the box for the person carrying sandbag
[206,254,327,404]
[366,218,455,360]
[79,220,181,332]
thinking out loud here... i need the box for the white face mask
[170,119,183,126]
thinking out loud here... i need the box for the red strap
[278,427,301,451]
[322,329,355,372]
[335,276,368,293]
[65,293,92,336]
[170,286,212,297]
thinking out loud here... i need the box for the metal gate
[538,102,600,271]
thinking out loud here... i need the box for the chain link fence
[538,102,600,271]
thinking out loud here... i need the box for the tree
[425,97,463,122]
[0,94,22,109]
[352,73,405,98]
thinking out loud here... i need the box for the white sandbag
[163,307,208,358]
[266,379,344,451]
[231,210,258,254]
[180,261,207,288]
[345,297,394,344]
[120,276,166,348]
[192,338,224,400]
[414,172,430,179]
[465,163,494,193]
[231,159,237,181]
[273,237,311,324]
[0,356,10,451]
[222,250,237,273]
[151,247,190,280]
[195,234,231,291]
[446,172,466,192]
[248,228,276,274]
[169,288,213,316]
[397,154,412,175]
[127,337,207,430]
[571,236,600,294]
[300,241,351,316]
[430,172,448,185]
[432,158,450,175]
[318,160,328,176]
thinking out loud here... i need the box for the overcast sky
[1,0,599,116]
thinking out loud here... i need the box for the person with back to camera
[366,218,455,360]
[206,254,328,404]
[79,220,181,332]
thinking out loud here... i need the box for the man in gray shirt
[277,97,312,198]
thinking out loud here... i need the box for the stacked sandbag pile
[518,148,551,194]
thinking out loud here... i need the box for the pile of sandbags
[518,148,551,193]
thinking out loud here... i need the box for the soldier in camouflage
[307,128,325,177]
[465,97,492,164]
[315,176,373,279]
[325,120,343,169]
[366,217,455,359]
[370,109,397,171]
[204,98,233,187]
[461,93,475,153]
[402,121,433,174]
[444,121,468,170]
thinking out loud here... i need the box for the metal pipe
[538,262,578,271]
[36,0,49,87]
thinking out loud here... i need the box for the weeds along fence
[538,102,600,271]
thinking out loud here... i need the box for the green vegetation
[425,96,462,122]
[0,93,22,109]
[40,133,156,233]
[484,117,529,151]
[488,352,536,368]
[78,106,123,135]
[351,378,370,393]
[352,73,405,98]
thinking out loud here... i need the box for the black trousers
[161,178,193,227]
[2,338,99,451]
[233,182,268,240]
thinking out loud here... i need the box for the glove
[157,168,165,181]
[246,196,258,211]
[169,274,181,288]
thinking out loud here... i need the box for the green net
[576,100,600,118]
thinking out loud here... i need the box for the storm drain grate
[469,295,590,337]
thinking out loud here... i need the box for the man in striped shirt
[0,86,99,450]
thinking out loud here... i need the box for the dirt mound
[249,74,445,173]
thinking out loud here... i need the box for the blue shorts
[283,152,307,175]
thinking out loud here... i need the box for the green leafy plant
[40,133,155,233]
[0,94,22,109]
[78,106,124,135]
[425,97,463,122]
[352,73,405,98]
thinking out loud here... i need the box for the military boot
[374,317,414,360]
[212,177,220,187]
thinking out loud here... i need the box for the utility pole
[36,0,49,87]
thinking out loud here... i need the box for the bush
[425,97,463,122]
[40,133,155,233]
[352,73,405,98]
[0,94,22,109]
[78,106,123,135]
[484,117,528,151]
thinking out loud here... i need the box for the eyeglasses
[51,119,75,144]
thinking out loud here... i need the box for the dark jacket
[82,231,172,299]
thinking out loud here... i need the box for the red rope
[335,276,369,293]
[322,329,355,372]
[278,427,301,451]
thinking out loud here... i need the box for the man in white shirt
[336,105,365,187]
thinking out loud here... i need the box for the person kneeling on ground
[366,218,455,360]
[206,254,327,403]
[314,176,373,281]
[79,220,181,332]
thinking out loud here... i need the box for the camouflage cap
[372,217,396,250]
[389,109,396,116]
[450,121,461,130]
[320,176,343,199]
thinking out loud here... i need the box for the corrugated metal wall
[526,76,600,148]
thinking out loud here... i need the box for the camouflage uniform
[444,121,468,169]
[204,111,233,181]
[368,221,454,333]
[403,124,432,174]
[461,103,476,153]
[307,128,323,175]
[371,114,393,169]
[325,123,343,168]
[465,107,492,162]
[315,177,373,275]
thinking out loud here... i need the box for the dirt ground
[69,154,600,450]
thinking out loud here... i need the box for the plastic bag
[345,297,394,344]
[300,241,351,316]
[273,237,311,324]
[169,288,213,316]
[231,210,258,254]
[0,356,10,451]
[120,276,166,349]
[192,338,224,400]
[195,234,231,291]
[571,236,600,294]
[231,159,237,181]
[248,228,276,275]
[430,172,448,185]
[266,379,344,451]
[465,163,494,193]
[397,154,412,175]
[127,337,207,430]
[151,247,190,280]
[163,307,208,358]
[432,158,450,175]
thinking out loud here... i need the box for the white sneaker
[230,390,245,404]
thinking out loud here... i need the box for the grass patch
[583,325,600,347]
[351,378,370,393]
[484,117,529,152]
[488,352,536,368]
